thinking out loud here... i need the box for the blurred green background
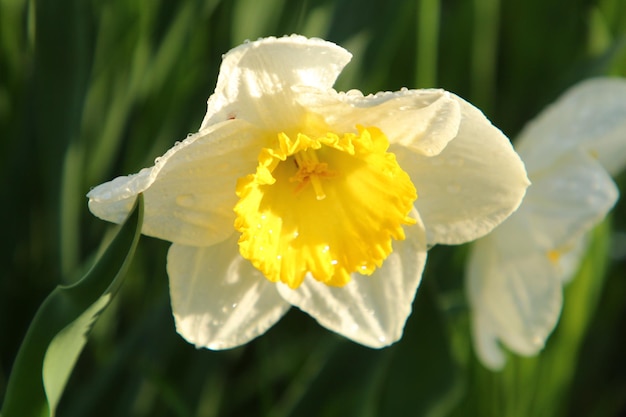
[1,0,626,416]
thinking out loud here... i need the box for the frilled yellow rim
[234,125,417,288]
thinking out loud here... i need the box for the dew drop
[346,89,363,97]
[322,245,330,253]
[331,259,338,265]
[378,335,387,344]
[208,341,226,349]
[400,87,408,92]
[446,184,461,194]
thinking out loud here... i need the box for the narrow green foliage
[1,195,143,417]
[2,0,626,416]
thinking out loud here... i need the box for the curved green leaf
[1,195,144,417]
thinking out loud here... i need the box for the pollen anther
[289,149,337,200]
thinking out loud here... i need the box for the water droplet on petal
[346,89,363,97]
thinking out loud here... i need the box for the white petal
[467,233,563,370]
[466,150,617,370]
[88,119,262,246]
[519,149,618,252]
[167,234,291,350]
[554,236,589,283]
[471,307,507,370]
[295,87,462,156]
[201,35,352,130]
[516,77,626,176]
[396,94,530,245]
[277,212,427,347]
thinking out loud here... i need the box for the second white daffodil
[468,78,626,370]
[88,35,529,349]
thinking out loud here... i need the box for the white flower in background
[467,78,626,370]
[88,35,528,350]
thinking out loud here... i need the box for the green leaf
[1,195,144,417]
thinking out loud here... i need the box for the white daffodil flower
[88,35,528,350]
[467,78,626,370]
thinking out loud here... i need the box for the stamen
[310,176,326,200]
[547,249,560,263]
[234,126,417,288]
[289,149,335,200]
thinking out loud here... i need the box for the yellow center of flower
[547,249,561,263]
[234,125,417,289]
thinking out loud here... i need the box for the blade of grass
[416,0,440,87]
[1,195,144,417]
[471,0,500,113]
